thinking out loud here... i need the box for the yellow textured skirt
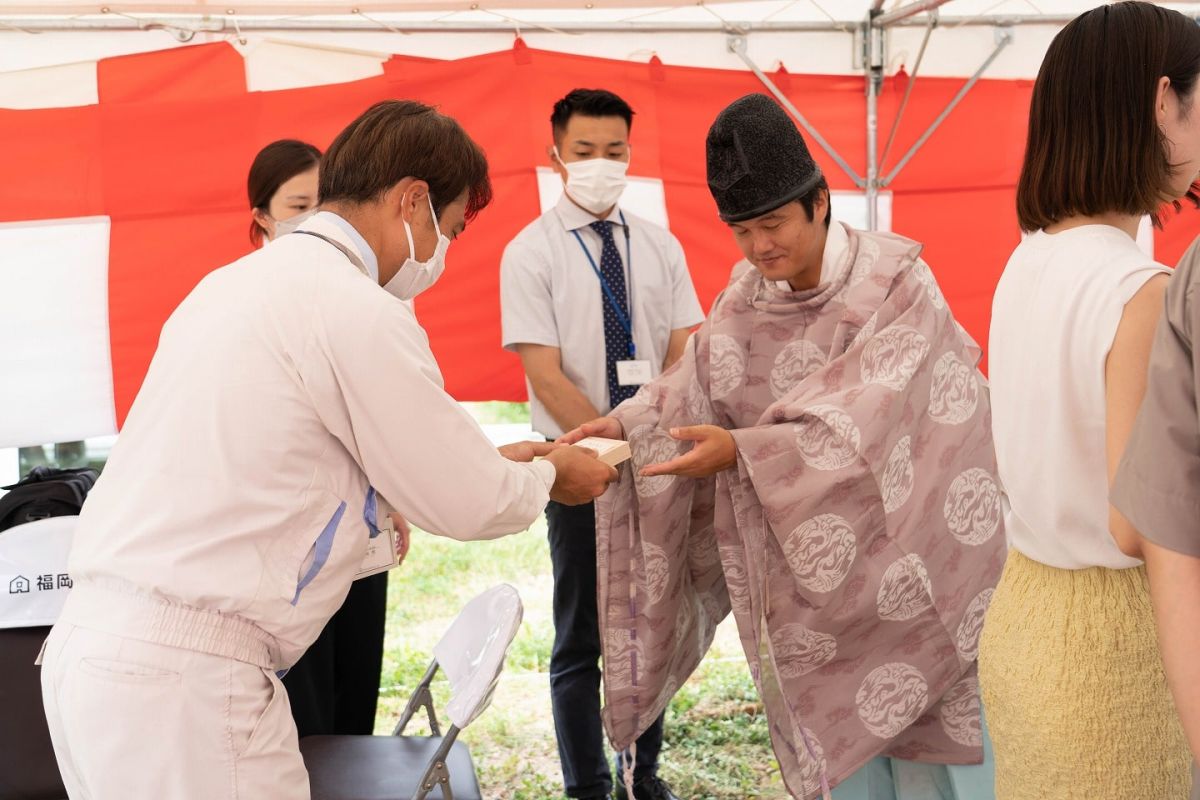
[979,549,1192,799]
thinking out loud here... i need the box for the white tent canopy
[2,1,1198,82]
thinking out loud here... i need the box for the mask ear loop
[426,193,444,238]
[401,189,417,259]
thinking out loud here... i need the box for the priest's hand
[641,425,737,479]
[557,417,625,445]
[498,440,564,462]
[545,445,619,505]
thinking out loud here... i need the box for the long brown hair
[247,139,321,246]
[1017,1,1200,231]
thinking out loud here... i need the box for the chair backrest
[0,516,76,630]
[431,584,523,729]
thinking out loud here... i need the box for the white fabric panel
[831,191,892,233]
[536,166,669,228]
[0,449,18,490]
[245,38,388,91]
[0,60,97,109]
[0,217,116,449]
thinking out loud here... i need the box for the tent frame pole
[880,26,1013,187]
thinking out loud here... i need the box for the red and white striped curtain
[2,39,1198,448]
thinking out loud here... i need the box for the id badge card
[616,359,653,386]
[356,526,398,580]
[356,497,399,580]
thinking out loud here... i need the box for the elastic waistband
[59,581,280,669]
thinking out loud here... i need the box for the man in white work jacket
[39,100,615,800]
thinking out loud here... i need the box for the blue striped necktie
[590,220,638,407]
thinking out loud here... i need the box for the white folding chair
[301,583,524,800]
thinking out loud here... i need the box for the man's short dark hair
[320,100,492,222]
[797,177,832,227]
[550,89,635,143]
[1017,2,1200,231]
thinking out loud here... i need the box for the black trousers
[546,500,665,798]
[283,570,389,738]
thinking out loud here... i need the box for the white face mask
[383,194,451,301]
[555,147,630,215]
[270,207,319,240]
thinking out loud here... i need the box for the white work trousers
[40,621,310,799]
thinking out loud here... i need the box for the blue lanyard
[571,212,636,358]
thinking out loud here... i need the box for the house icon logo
[9,575,31,594]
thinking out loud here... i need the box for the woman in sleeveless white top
[978,4,1200,798]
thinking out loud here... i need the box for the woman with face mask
[248,139,321,247]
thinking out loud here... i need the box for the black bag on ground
[0,466,98,533]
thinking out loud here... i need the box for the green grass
[376,518,786,799]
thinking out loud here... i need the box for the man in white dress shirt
[500,89,703,800]
[39,100,615,800]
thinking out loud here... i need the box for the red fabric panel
[878,76,1034,191]
[107,209,251,422]
[401,48,672,400]
[0,105,102,222]
[892,188,1022,375]
[6,42,1044,413]
[97,42,245,104]
[100,59,418,423]
[1155,206,1200,267]
[385,51,546,400]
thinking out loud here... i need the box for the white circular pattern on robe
[643,541,671,604]
[784,514,858,593]
[943,468,1002,545]
[796,727,829,795]
[929,352,979,425]
[876,554,934,621]
[853,314,879,349]
[855,662,930,739]
[604,628,645,691]
[769,339,828,400]
[793,404,862,471]
[956,588,994,661]
[939,675,983,747]
[860,325,930,390]
[882,436,915,514]
[630,425,679,498]
[771,623,838,679]
[708,334,748,401]
[912,259,947,310]
[848,237,881,287]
